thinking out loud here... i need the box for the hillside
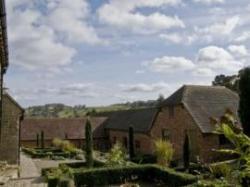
[25,98,162,118]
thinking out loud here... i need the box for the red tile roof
[21,117,107,141]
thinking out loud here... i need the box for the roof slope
[21,117,107,141]
[162,85,239,133]
[104,108,158,133]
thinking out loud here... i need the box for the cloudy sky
[5,0,250,107]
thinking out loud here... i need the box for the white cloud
[228,45,248,57]
[195,16,240,35]
[193,0,224,5]
[234,31,250,42]
[192,68,215,77]
[7,0,103,71]
[7,4,76,71]
[159,33,198,44]
[159,33,182,43]
[46,0,103,45]
[120,82,169,92]
[146,56,195,72]
[98,0,184,34]
[196,46,244,72]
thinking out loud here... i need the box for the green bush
[106,142,127,166]
[209,162,232,178]
[72,164,197,187]
[154,139,174,167]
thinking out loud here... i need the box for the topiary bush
[85,118,94,167]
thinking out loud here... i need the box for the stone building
[0,92,24,164]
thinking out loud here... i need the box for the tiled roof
[162,85,239,133]
[21,117,108,141]
[103,108,158,133]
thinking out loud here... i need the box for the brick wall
[108,130,154,155]
[0,94,23,164]
[151,105,220,163]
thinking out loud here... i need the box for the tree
[156,94,165,107]
[85,118,93,167]
[36,133,39,148]
[239,67,250,136]
[128,126,135,160]
[212,74,239,92]
[41,131,45,149]
[183,134,190,170]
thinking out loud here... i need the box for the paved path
[19,153,40,178]
[3,154,47,187]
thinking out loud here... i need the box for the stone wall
[0,94,23,164]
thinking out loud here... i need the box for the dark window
[169,106,174,118]
[123,137,128,148]
[135,140,140,149]
[162,129,170,140]
[219,134,230,145]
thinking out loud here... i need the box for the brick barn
[21,117,108,151]
[103,85,240,163]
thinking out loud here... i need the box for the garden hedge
[22,147,71,158]
[46,164,197,187]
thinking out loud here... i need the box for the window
[135,140,140,149]
[162,129,170,140]
[219,134,230,145]
[123,137,128,148]
[169,106,174,118]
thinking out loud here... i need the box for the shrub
[238,67,250,136]
[209,162,232,178]
[213,110,250,186]
[52,138,62,148]
[154,139,174,167]
[183,134,190,170]
[106,142,126,166]
[85,118,93,167]
[41,131,45,149]
[36,133,40,148]
[128,126,135,160]
[72,164,197,187]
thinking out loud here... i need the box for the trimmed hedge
[22,147,71,158]
[45,164,197,187]
[73,165,196,186]
[60,160,105,169]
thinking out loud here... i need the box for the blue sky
[5,0,250,107]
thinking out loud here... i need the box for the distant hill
[25,97,164,118]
